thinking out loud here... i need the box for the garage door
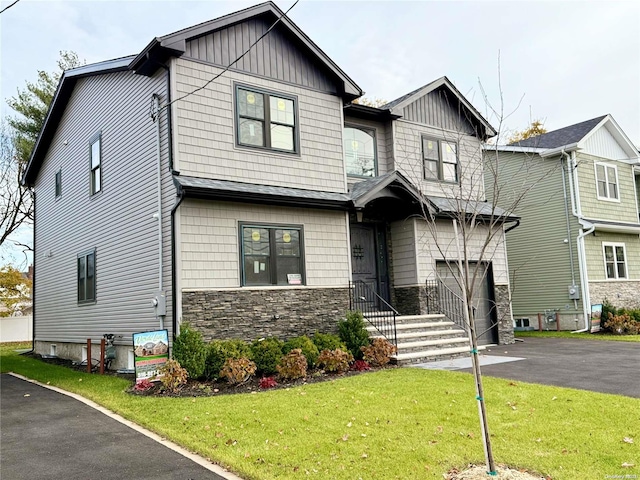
[435,262,498,345]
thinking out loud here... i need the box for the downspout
[566,150,593,332]
[152,94,165,330]
[171,191,184,340]
[561,155,577,310]
[25,190,36,355]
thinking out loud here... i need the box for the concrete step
[363,313,446,323]
[393,344,489,365]
[366,321,457,333]
[398,336,469,350]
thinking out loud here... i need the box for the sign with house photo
[133,330,169,384]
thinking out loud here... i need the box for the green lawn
[515,330,640,342]
[1,343,638,479]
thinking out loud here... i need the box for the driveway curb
[7,372,244,480]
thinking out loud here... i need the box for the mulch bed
[29,351,396,397]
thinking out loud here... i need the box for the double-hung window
[603,243,627,279]
[595,162,619,201]
[240,224,304,286]
[78,249,96,303]
[90,133,102,195]
[236,86,297,153]
[344,126,377,177]
[422,136,458,183]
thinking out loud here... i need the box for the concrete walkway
[455,337,640,398]
[0,373,237,480]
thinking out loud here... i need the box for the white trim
[483,144,546,154]
[412,218,420,284]
[602,242,628,280]
[594,161,620,202]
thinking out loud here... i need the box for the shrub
[604,313,640,335]
[220,357,257,385]
[312,332,347,353]
[338,311,370,360]
[361,337,397,367]
[283,336,319,368]
[259,377,278,389]
[277,348,308,380]
[351,359,371,372]
[250,337,284,375]
[317,348,353,374]
[134,378,155,392]
[172,324,207,379]
[159,359,188,393]
[204,339,251,380]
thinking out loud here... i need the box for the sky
[1,0,639,266]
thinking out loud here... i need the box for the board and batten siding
[576,153,638,223]
[414,220,509,286]
[393,120,485,199]
[184,17,337,93]
[173,58,345,193]
[179,200,350,290]
[484,151,582,317]
[583,232,640,281]
[402,87,476,136]
[582,126,629,161]
[33,69,174,344]
[390,219,418,286]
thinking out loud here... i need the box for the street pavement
[0,373,233,480]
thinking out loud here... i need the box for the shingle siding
[174,58,346,193]
[179,199,350,290]
[390,219,418,286]
[584,232,640,281]
[33,69,175,344]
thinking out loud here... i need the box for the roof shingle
[510,115,607,149]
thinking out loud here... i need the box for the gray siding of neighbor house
[484,151,582,321]
[173,58,346,193]
[403,87,476,136]
[184,17,338,94]
[33,69,175,347]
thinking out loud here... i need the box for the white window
[602,243,627,279]
[595,162,619,201]
[90,133,102,195]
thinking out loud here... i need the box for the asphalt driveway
[0,374,232,480]
[459,337,640,398]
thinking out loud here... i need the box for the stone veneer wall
[589,281,640,309]
[394,284,515,345]
[182,287,350,341]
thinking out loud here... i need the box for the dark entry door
[350,224,390,310]
[436,262,498,345]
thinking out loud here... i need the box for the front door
[435,261,498,345]
[350,224,390,310]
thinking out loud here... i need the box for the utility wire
[0,0,21,15]
[161,0,300,112]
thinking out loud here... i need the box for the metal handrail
[349,280,398,347]
[425,279,468,331]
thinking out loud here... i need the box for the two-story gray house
[23,2,516,369]
[485,115,640,332]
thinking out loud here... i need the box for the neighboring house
[485,115,640,331]
[23,2,516,369]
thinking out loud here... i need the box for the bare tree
[389,69,561,472]
[0,120,33,249]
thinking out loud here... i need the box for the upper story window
[240,224,304,286]
[90,133,102,195]
[422,136,458,183]
[78,249,96,303]
[595,162,619,201]
[55,169,62,198]
[344,126,377,177]
[603,242,627,279]
[236,86,297,153]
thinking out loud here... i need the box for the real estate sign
[133,329,169,384]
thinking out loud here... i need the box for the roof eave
[539,143,580,158]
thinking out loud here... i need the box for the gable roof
[380,76,496,140]
[130,1,362,98]
[510,116,607,149]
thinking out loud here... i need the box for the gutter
[565,150,592,332]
